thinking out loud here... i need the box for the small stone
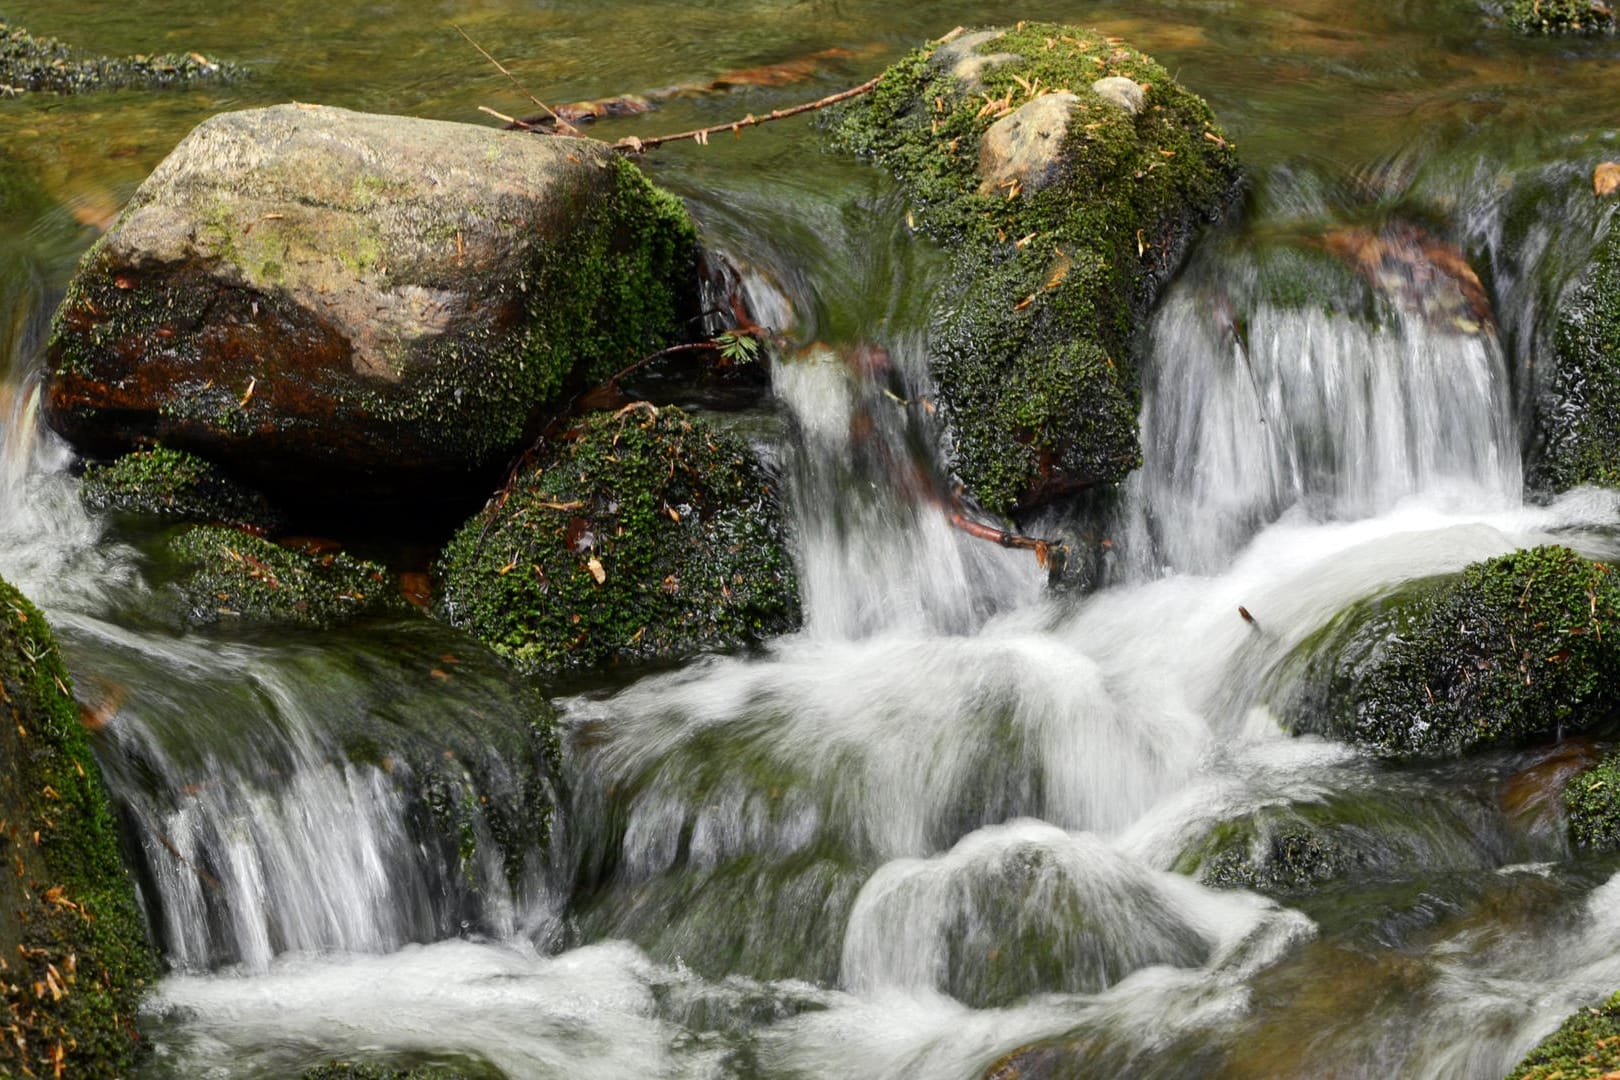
[931,30,1021,91]
[1091,75,1146,115]
[977,92,1081,197]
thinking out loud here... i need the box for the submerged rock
[0,576,154,1077]
[437,405,799,677]
[301,1064,503,1080]
[832,24,1240,516]
[45,103,698,514]
[1279,546,1620,759]
[0,18,239,95]
[1503,990,1620,1079]
[1533,222,1620,492]
[165,525,409,629]
[80,446,281,532]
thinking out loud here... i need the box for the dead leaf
[1597,161,1620,198]
[587,556,606,585]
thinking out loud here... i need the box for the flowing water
[3,1,1620,1077]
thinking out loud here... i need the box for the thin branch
[455,25,584,137]
[612,74,882,153]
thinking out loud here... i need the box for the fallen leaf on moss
[1597,162,1620,198]
[587,556,606,584]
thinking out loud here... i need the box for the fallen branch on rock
[607,75,883,152]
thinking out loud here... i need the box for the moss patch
[438,405,799,677]
[1281,546,1620,758]
[301,1062,501,1080]
[1507,0,1616,35]
[832,24,1240,515]
[0,576,156,1077]
[80,447,282,532]
[1563,749,1620,851]
[0,18,239,94]
[165,526,409,629]
[1504,991,1620,1079]
[1535,224,1620,492]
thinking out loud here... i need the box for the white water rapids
[3,171,1620,1078]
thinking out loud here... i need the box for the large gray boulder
[46,104,698,511]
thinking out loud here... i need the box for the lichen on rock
[437,405,800,677]
[165,525,409,629]
[0,576,155,1077]
[831,23,1240,516]
[1279,546,1620,759]
[80,446,281,532]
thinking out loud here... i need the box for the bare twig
[455,25,584,137]
[611,74,882,153]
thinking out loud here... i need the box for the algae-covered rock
[438,405,799,676]
[1507,0,1616,35]
[45,104,698,512]
[1503,991,1620,1079]
[832,24,1240,516]
[1562,749,1620,850]
[80,446,281,532]
[1534,223,1620,492]
[1280,546,1620,758]
[0,576,155,1077]
[166,525,408,629]
[0,17,239,95]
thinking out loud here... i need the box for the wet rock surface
[44,103,698,515]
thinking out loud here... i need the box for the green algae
[1535,222,1620,492]
[1503,991,1620,1079]
[0,576,155,1078]
[80,446,282,532]
[832,24,1240,515]
[0,18,239,95]
[165,526,409,629]
[1281,546,1620,759]
[437,405,799,677]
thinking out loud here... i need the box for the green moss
[832,24,1240,514]
[1282,546,1620,758]
[1536,224,1620,492]
[1563,749,1620,850]
[437,405,799,676]
[165,526,409,629]
[1503,991,1620,1079]
[80,446,282,532]
[0,576,156,1077]
[1185,822,1347,896]
[0,18,240,94]
[1508,0,1616,35]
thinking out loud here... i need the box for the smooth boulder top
[45,103,697,511]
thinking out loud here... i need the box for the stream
[4,1,1620,1077]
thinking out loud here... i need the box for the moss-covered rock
[80,446,281,532]
[438,405,799,676]
[166,526,409,629]
[1280,546,1620,758]
[1503,991,1620,1079]
[832,24,1240,516]
[0,576,155,1077]
[1534,223,1620,492]
[0,18,239,95]
[1507,0,1616,35]
[1562,749,1620,851]
[300,1061,501,1080]
[45,104,698,514]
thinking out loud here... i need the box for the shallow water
[4,1,1620,1077]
